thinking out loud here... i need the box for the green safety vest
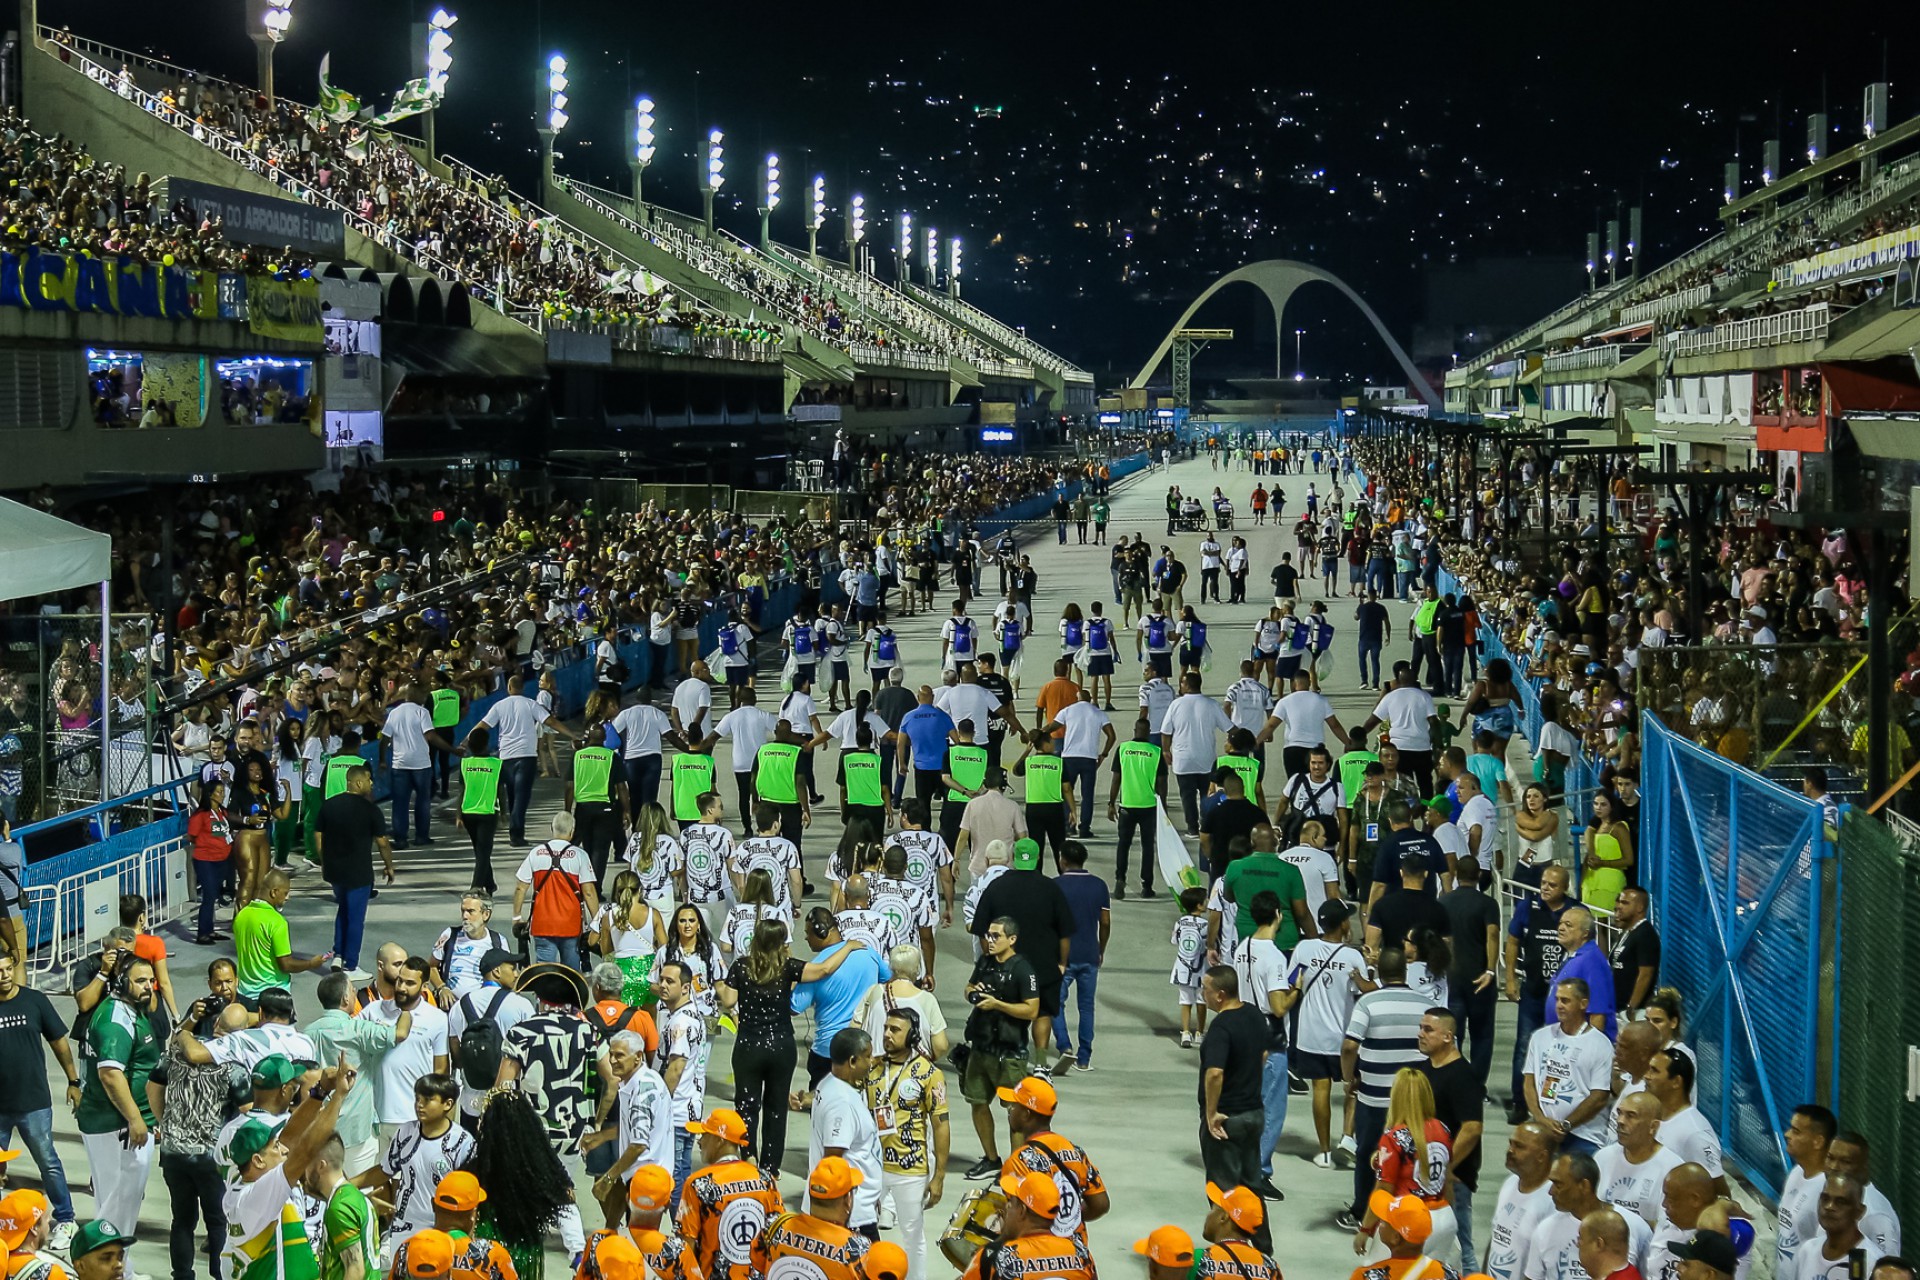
[324,753,359,799]
[672,753,716,822]
[946,744,989,802]
[431,687,461,729]
[1023,753,1064,805]
[460,757,501,815]
[573,746,617,804]
[756,742,801,804]
[844,750,885,808]
[1338,750,1379,803]
[1414,598,1440,635]
[1117,741,1163,809]
[1216,753,1260,800]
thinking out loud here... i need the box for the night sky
[40,0,1919,388]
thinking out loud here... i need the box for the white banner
[1778,224,1920,287]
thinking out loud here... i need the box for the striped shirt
[1343,984,1430,1109]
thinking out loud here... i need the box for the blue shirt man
[791,912,890,1060]
[1546,915,1618,1038]
[853,570,880,608]
[899,698,957,771]
[1355,597,1389,647]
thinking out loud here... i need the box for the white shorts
[1175,982,1202,1006]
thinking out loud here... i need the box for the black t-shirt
[1374,828,1447,896]
[971,871,1075,989]
[1202,798,1266,861]
[1356,600,1389,646]
[1198,1003,1267,1115]
[1270,564,1300,596]
[723,956,807,1051]
[1370,887,1451,953]
[1512,897,1571,998]
[965,951,1039,1055]
[1439,886,1500,986]
[1610,919,1661,1013]
[315,792,388,889]
[1421,1055,1485,1190]
[0,986,66,1112]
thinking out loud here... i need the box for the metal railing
[39,28,253,99]
[527,312,782,363]
[1541,343,1644,373]
[1662,302,1832,357]
[975,354,1036,380]
[906,282,1091,379]
[848,342,948,373]
[1617,283,1712,327]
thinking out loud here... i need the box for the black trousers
[731,1035,798,1171]
[574,800,624,884]
[463,813,498,894]
[1449,980,1498,1086]
[734,772,756,832]
[1115,806,1158,888]
[940,797,967,853]
[1351,1102,1386,1216]
[1199,1109,1274,1253]
[625,755,663,821]
[161,1150,226,1280]
[1027,802,1069,860]
[775,801,805,862]
[1201,566,1221,601]
[1177,772,1210,834]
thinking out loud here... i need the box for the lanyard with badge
[872,1058,917,1139]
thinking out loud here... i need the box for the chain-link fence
[0,614,157,825]
[1838,807,1920,1236]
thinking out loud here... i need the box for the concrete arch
[1130,260,1438,406]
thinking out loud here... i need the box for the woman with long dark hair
[272,717,305,871]
[229,756,276,908]
[188,781,231,944]
[465,1088,572,1280]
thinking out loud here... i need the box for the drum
[938,1187,1006,1267]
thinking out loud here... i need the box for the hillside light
[702,128,725,233]
[416,8,456,158]
[898,211,913,284]
[926,225,938,287]
[759,153,780,247]
[948,235,961,296]
[808,174,826,261]
[248,0,293,104]
[537,52,567,181]
[626,95,655,207]
[848,193,866,271]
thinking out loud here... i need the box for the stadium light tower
[809,175,826,264]
[538,53,569,184]
[759,153,780,249]
[702,128,725,234]
[626,95,656,211]
[413,8,456,160]
[898,211,913,285]
[925,226,939,289]
[247,0,293,105]
[948,235,962,298]
[848,193,866,272]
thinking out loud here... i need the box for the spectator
[356,955,449,1138]
[1339,949,1428,1233]
[77,953,160,1233]
[0,952,79,1247]
[1196,965,1266,1206]
[304,971,408,1176]
[511,813,601,970]
[233,869,334,999]
[315,766,394,982]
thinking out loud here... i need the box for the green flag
[371,77,438,126]
[316,54,363,124]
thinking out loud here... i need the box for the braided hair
[463,1087,570,1249]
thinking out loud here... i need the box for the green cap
[1011,837,1041,870]
[70,1220,137,1260]
[1422,794,1451,813]
[226,1119,279,1170]
[250,1054,303,1090]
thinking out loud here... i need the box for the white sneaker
[49,1222,76,1252]
[1337,1133,1358,1155]
[1180,1031,1195,1049]
[1312,1151,1335,1170]
[347,967,373,983]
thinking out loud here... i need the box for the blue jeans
[1260,1047,1290,1179]
[195,859,225,938]
[503,756,538,842]
[533,935,582,969]
[672,1128,695,1201]
[332,883,370,968]
[391,766,433,844]
[1063,757,1098,833]
[1454,1181,1478,1271]
[1509,993,1546,1106]
[1051,963,1099,1062]
[0,1107,75,1220]
[1357,642,1382,686]
[625,755,663,821]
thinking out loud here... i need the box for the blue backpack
[1064,618,1084,648]
[720,627,740,657]
[1312,618,1335,652]
[1188,620,1207,652]
[1089,619,1110,651]
[952,620,973,654]
[792,625,814,657]
[1146,616,1168,649]
[876,630,899,663]
[1003,623,1022,654]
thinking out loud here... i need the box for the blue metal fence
[1641,712,1829,1199]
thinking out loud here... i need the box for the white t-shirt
[381,1119,477,1236]
[1276,689,1335,747]
[1487,1175,1555,1280]
[1523,1021,1614,1146]
[301,734,331,789]
[1225,677,1274,731]
[429,927,502,997]
[1277,843,1342,917]
[943,683,1003,740]
[514,840,598,893]
[777,690,819,734]
[446,984,536,1117]
[1231,935,1291,1018]
[1374,685,1436,752]
[1595,1141,1682,1227]
[1137,614,1178,654]
[677,823,734,903]
[1053,701,1110,759]
[941,616,979,662]
[1793,1234,1883,1280]
[1163,693,1234,774]
[827,707,890,752]
[223,1166,310,1280]
[205,1023,319,1072]
[1457,794,1499,869]
[672,677,713,741]
[1430,820,1469,872]
[807,1074,883,1228]
[648,611,674,646]
[479,694,549,759]
[1526,1207,1650,1280]
[1656,1105,1724,1178]
[612,704,670,758]
[614,1065,674,1179]
[383,701,437,772]
[714,707,778,775]
[356,998,450,1125]
[729,836,801,915]
[1863,1183,1901,1255]
[889,829,952,905]
[660,1003,707,1124]
[721,623,754,668]
[1286,938,1368,1055]
[1138,680,1176,733]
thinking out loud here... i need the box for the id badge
[874,1105,898,1137]
[1365,822,1379,842]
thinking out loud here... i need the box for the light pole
[809,175,825,264]
[702,128,724,235]
[626,95,655,211]
[246,0,292,105]
[1294,327,1306,381]
[537,54,568,186]
[948,236,961,298]
[414,7,454,160]
[758,153,780,249]
[847,194,865,272]
[925,226,938,290]
[897,211,912,285]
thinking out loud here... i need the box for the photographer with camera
[958,915,1040,1181]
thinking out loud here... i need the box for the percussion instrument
[938,1187,1006,1267]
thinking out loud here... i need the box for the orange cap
[0,1149,20,1164]
[626,1164,674,1212]
[998,1170,1060,1218]
[401,1230,456,1279]
[1206,1182,1265,1232]
[0,1190,48,1252]
[432,1171,487,1211]
[593,1234,645,1280]
[994,1075,1059,1116]
[684,1108,749,1145]
[856,1242,911,1280]
[632,1229,668,1256]
[807,1156,866,1200]
[1369,1189,1434,1244]
[1134,1225,1197,1266]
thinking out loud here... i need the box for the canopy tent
[0,498,110,603]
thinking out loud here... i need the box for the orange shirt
[1034,678,1080,739]
[961,1232,1093,1280]
[677,1160,782,1280]
[1200,1242,1283,1280]
[587,999,660,1057]
[748,1212,869,1280]
[1000,1131,1105,1241]
[1347,1255,1455,1280]
[634,1231,702,1280]
[8,1251,73,1280]
[132,933,168,967]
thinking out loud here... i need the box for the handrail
[37,26,254,99]
[906,282,1086,376]
[11,774,193,842]
[1541,343,1645,373]
[1662,303,1833,357]
[849,342,948,373]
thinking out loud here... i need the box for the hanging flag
[370,77,438,126]
[316,54,364,123]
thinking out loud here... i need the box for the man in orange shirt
[617,1165,701,1280]
[1198,1183,1279,1278]
[1135,1226,1197,1280]
[0,1190,67,1280]
[962,1172,1093,1280]
[677,1110,781,1280]
[573,1227,645,1280]
[748,1158,877,1278]
[1347,1191,1453,1280]
[1035,661,1080,737]
[996,1077,1108,1241]
[417,1172,517,1280]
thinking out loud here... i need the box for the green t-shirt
[1466,752,1506,801]
[233,899,292,999]
[1023,753,1064,805]
[1337,750,1379,803]
[1414,598,1440,635]
[945,744,989,802]
[1092,501,1111,524]
[321,1181,378,1280]
[430,687,462,729]
[77,998,159,1132]
[323,753,359,800]
[1223,854,1308,946]
[460,757,501,815]
[672,753,716,822]
[843,750,885,808]
[1116,741,1163,809]
[1216,754,1260,801]
[573,746,617,804]
[755,742,801,804]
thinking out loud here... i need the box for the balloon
[162,253,175,266]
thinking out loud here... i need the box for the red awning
[1823,362,1920,415]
